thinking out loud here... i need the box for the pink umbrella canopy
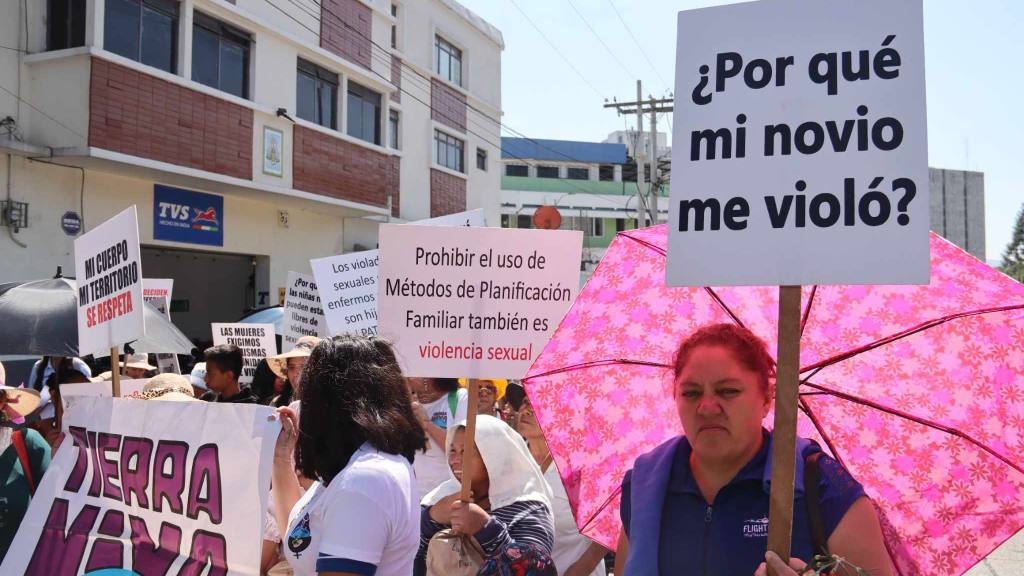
[523,224,1024,576]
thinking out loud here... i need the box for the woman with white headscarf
[416,414,556,576]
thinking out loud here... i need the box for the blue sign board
[61,211,82,236]
[153,185,224,246]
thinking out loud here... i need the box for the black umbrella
[0,273,193,357]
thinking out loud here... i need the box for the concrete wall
[929,167,985,260]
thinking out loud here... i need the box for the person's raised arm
[271,407,302,539]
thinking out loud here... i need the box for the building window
[435,35,463,86]
[590,218,605,237]
[347,81,382,145]
[389,109,400,149]
[104,0,178,73]
[616,218,627,232]
[391,3,399,49]
[517,215,532,229]
[48,0,86,51]
[568,167,589,180]
[192,12,250,98]
[501,214,510,228]
[296,59,338,129]
[434,130,464,172]
[505,164,528,177]
[599,164,615,182]
[537,166,559,179]
[476,148,487,171]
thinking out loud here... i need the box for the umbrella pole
[111,346,121,398]
[460,379,480,503]
[767,285,802,576]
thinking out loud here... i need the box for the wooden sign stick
[111,346,121,398]
[767,285,802,576]
[460,379,480,503]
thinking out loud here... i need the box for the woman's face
[515,398,542,439]
[286,357,307,393]
[477,383,497,414]
[675,345,770,464]
[449,427,490,497]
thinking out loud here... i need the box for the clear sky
[458,0,1023,262]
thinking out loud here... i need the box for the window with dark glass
[590,218,604,237]
[568,167,589,180]
[434,130,464,172]
[536,166,559,179]
[476,148,487,171]
[296,59,337,129]
[599,164,615,181]
[616,218,626,232]
[391,3,399,49]
[501,214,510,228]
[48,0,86,51]
[192,12,250,98]
[435,35,462,86]
[389,109,400,149]
[347,81,382,145]
[104,0,178,73]
[516,215,532,229]
[505,164,528,177]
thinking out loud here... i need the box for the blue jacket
[621,430,864,576]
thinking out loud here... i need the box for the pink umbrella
[523,224,1024,576]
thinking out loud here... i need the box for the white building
[603,129,668,159]
[0,0,502,341]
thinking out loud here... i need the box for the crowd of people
[0,324,893,575]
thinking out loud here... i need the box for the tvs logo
[154,186,224,246]
[192,207,220,227]
[157,202,219,231]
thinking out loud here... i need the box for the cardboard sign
[1,396,278,575]
[143,278,181,374]
[75,206,146,357]
[310,251,380,338]
[282,272,328,350]
[211,323,277,385]
[153,184,225,247]
[377,225,583,378]
[668,0,928,286]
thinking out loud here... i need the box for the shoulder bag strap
[804,451,827,557]
[13,429,36,496]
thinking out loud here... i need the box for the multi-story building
[0,0,502,340]
[929,167,985,261]
[602,129,668,160]
[499,136,668,281]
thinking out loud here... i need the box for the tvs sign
[153,185,224,246]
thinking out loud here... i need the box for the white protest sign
[143,278,181,374]
[377,225,583,378]
[1,396,278,575]
[61,379,147,398]
[310,251,380,337]
[75,206,145,357]
[668,0,928,286]
[211,323,277,385]
[282,271,328,350]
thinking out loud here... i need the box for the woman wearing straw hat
[266,336,320,406]
[0,361,51,562]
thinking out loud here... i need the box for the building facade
[0,0,502,341]
[499,136,668,281]
[929,167,985,261]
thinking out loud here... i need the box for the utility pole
[604,84,673,227]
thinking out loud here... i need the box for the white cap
[189,362,208,390]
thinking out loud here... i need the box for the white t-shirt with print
[413,388,468,499]
[284,443,419,576]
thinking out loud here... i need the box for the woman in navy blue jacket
[614,324,894,576]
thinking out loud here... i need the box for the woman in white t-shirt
[271,335,428,576]
[409,377,468,498]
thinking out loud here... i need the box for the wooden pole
[767,285,802,576]
[460,379,480,502]
[110,346,121,398]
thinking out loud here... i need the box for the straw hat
[138,373,196,402]
[122,354,157,372]
[0,386,41,418]
[267,336,321,379]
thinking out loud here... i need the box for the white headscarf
[421,414,552,511]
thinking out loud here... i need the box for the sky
[458,0,1023,263]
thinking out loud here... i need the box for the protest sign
[1,396,278,575]
[143,278,181,374]
[211,323,277,385]
[377,224,583,378]
[668,0,928,286]
[75,206,145,357]
[310,251,380,338]
[282,272,327,350]
[61,379,147,398]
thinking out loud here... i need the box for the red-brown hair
[673,323,775,394]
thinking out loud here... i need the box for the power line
[0,44,27,54]
[606,0,671,93]
[0,83,85,140]
[564,0,635,83]
[505,0,606,100]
